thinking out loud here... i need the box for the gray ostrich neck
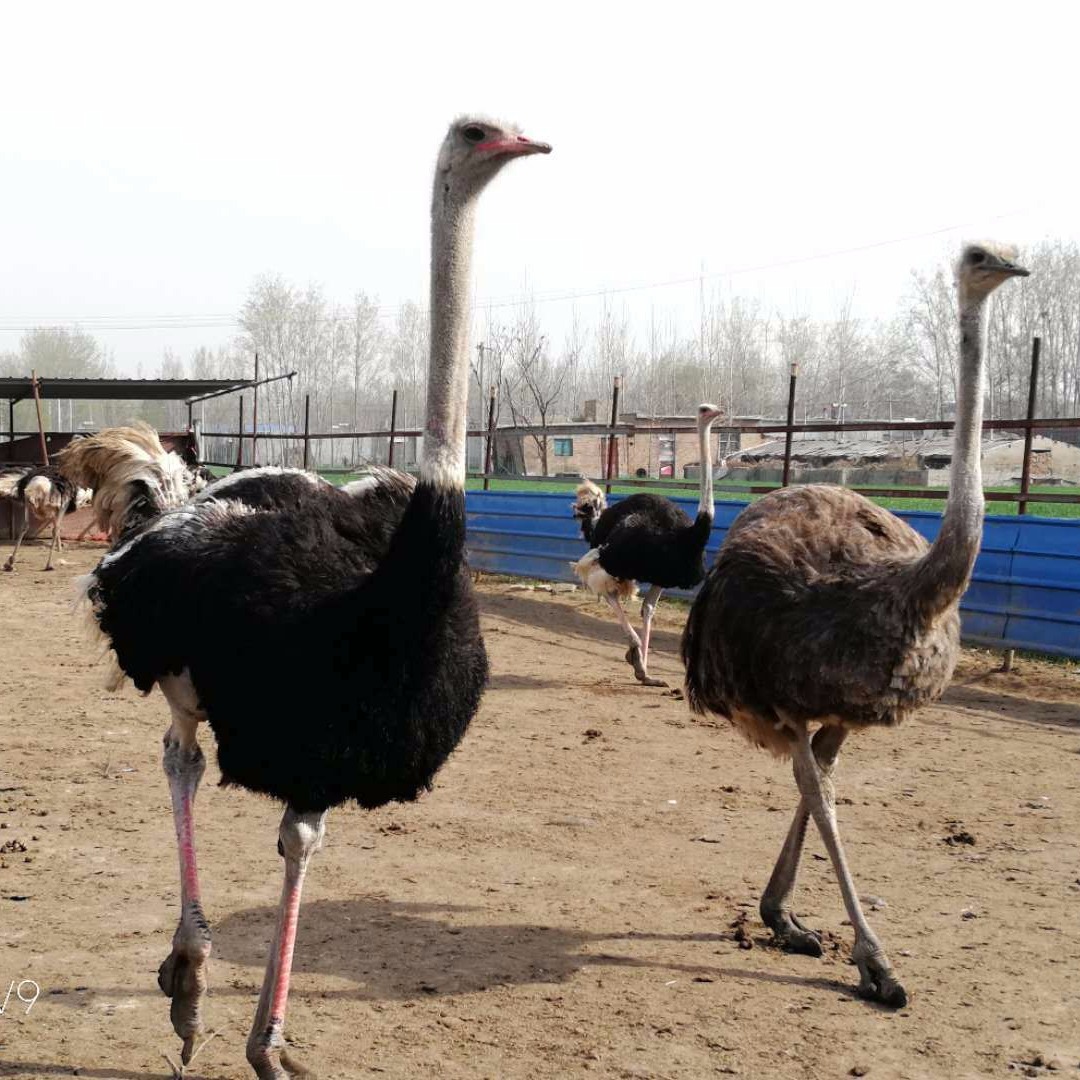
[421,182,478,490]
[697,418,715,519]
[909,291,987,617]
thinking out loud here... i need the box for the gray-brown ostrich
[2,465,91,572]
[71,117,549,1079]
[681,243,1029,1007]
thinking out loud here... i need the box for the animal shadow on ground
[205,896,851,1001]
[940,682,1080,731]
[481,591,684,661]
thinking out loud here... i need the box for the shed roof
[0,376,251,403]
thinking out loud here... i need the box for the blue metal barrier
[465,490,1080,659]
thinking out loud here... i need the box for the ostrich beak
[479,134,552,157]
[990,255,1030,277]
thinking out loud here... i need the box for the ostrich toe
[853,942,907,1008]
[158,921,212,1059]
[248,1045,316,1079]
[624,647,668,687]
[761,907,823,956]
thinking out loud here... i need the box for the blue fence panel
[465,490,1080,659]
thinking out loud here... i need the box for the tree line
[4,239,1079,468]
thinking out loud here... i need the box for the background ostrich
[70,117,549,1080]
[570,403,722,686]
[681,244,1029,1007]
[2,465,91,572]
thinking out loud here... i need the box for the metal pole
[235,396,245,471]
[671,427,677,481]
[251,353,259,468]
[8,399,13,444]
[387,389,398,468]
[605,375,621,495]
[187,401,193,433]
[31,370,49,465]
[483,385,497,491]
[1003,336,1042,673]
[782,362,799,487]
[302,395,311,471]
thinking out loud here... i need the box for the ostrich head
[697,403,723,425]
[435,115,551,200]
[957,243,1029,305]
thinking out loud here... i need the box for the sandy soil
[1,546,1078,1080]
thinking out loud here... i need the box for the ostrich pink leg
[760,724,846,954]
[157,677,212,1066]
[247,807,326,1080]
[791,727,907,1007]
[639,585,663,668]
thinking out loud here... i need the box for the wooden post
[387,389,399,467]
[187,401,193,433]
[8,399,14,444]
[302,394,311,471]
[605,375,621,495]
[250,353,259,468]
[781,362,798,487]
[1002,336,1042,673]
[483,385,497,491]
[235,396,245,471]
[31,370,48,465]
[670,426,677,482]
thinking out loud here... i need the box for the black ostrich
[1,465,91,572]
[570,404,722,686]
[70,116,550,1079]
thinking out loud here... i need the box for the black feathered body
[86,469,488,813]
[590,493,711,590]
[682,485,959,756]
[15,467,82,513]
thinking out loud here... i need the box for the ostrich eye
[968,250,987,265]
[462,125,486,144]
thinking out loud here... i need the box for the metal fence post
[302,394,311,471]
[782,362,798,487]
[387,389,398,468]
[483,385,497,490]
[1002,336,1042,672]
[605,375,621,495]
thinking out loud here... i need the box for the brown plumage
[681,243,1030,1008]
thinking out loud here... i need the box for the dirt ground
[1,546,1078,1080]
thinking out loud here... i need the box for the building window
[554,438,574,457]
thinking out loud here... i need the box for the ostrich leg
[639,585,663,669]
[3,523,30,571]
[43,507,68,571]
[247,807,326,1080]
[760,724,846,955]
[157,676,212,1066]
[791,729,907,1007]
[604,595,666,687]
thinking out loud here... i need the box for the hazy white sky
[1,0,1075,375]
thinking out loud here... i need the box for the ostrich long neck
[421,185,477,490]
[697,417,715,520]
[907,289,987,618]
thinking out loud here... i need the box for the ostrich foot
[853,940,907,1008]
[761,906,822,956]
[624,646,668,688]
[247,1042,316,1079]
[2,562,13,572]
[158,913,212,1065]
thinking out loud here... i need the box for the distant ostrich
[1,465,92,572]
[681,244,1029,1006]
[68,117,549,1079]
[570,403,722,686]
